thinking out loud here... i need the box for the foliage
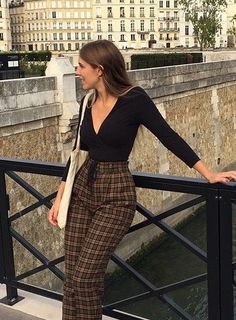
[178,0,227,50]
[19,51,51,77]
[131,53,203,70]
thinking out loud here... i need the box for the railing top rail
[0,157,65,177]
[0,157,235,194]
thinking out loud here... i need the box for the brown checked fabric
[63,156,136,320]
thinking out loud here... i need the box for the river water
[103,204,236,320]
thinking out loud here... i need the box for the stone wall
[0,58,236,283]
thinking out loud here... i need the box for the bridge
[0,157,235,320]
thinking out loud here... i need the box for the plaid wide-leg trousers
[63,156,136,320]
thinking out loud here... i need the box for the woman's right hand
[48,182,65,227]
[48,201,60,227]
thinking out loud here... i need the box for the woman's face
[76,58,102,90]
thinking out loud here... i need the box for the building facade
[0,0,12,51]
[6,0,236,52]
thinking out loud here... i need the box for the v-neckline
[90,98,119,136]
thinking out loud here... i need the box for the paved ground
[0,305,44,320]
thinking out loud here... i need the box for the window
[59,22,63,29]
[59,33,63,40]
[120,7,125,17]
[76,43,80,50]
[97,20,101,32]
[174,0,177,7]
[120,20,125,31]
[150,7,154,17]
[185,25,189,35]
[185,13,189,21]
[107,7,112,17]
[160,33,163,40]
[130,7,135,17]
[88,32,91,40]
[96,7,101,17]
[67,32,71,40]
[140,7,144,17]
[150,34,155,40]
[159,0,163,7]
[108,21,112,32]
[52,11,56,18]
[130,20,135,32]
[108,34,112,41]
[75,22,78,29]
[150,19,154,31]
[140,19,144,31]
[0,33,3,41]
[98,34,102,39]
[53,33,57,40]
[0,11,2,18]
[81,32,85,39]
[68,43,72,50]
[120,34,125,41]
[75,32,79,39]
[131,34,135,41]
[67,22,71,29]
[59,43,64,50]
[140,34,145,40]
[166,0,170,7]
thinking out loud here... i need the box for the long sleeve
[135,90,200,168]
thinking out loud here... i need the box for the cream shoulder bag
[57,91,94,229]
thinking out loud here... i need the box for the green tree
[227,14,236,36]
[178,0,227,50]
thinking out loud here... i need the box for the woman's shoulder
[123,86,149,100]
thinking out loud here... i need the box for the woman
[48,40,236,320]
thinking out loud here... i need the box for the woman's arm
[193,160,236,184]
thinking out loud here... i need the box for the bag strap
[75,91,94,149]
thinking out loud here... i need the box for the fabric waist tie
[87,159,98,189]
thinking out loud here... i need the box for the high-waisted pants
[63,156,136,320]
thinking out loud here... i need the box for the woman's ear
[98,64,104,78]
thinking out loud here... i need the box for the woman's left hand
[206,171,236,184]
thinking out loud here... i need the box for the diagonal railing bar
[111,253,157,292]
[160,294,193,320]
[15,264,49,281]
[111,254,194,319]
[129,196,205,233]
[15,256,65,282]
[10,228,64,281]
[156,195,205,221]
[6,171,53,209]
[105,272,207,310]
[136,203,207,262]
[9,192,56,222]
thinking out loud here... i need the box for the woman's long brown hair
[79,40,133,97]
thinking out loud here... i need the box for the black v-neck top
[61,86,200,181]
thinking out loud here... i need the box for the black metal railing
[0,157,235,320]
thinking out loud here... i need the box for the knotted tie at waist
[87,158,98,189]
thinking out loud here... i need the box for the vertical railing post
[0,170,20,305]
[206,189,221,320]
[218,188,233,320]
